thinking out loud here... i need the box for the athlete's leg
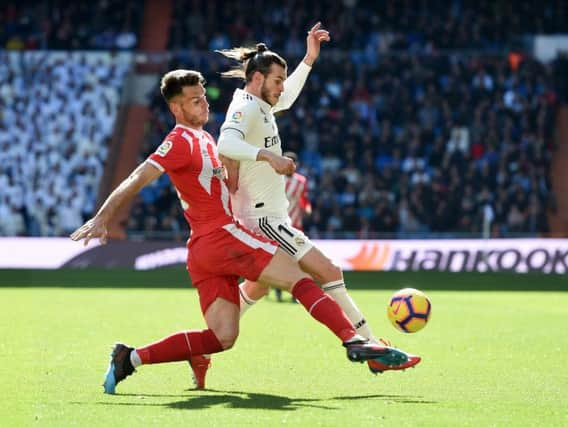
[239,280,269,315]
[134,297,235,365]
[103,296,236,394]
[238,218,375,341]
[255,248,402,364]
[255,248,357,343]
[202,297,240,350]
[299,245,377,342]
[296,246,422,372]
[241,215,379,342]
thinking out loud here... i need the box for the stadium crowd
[0,0,563,238]
[169,0,566,53]
[0,51,132,236]
[0,0,141,50]
[128,49,555,239]
[3,0,565,53]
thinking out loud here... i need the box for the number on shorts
[278,224,294,237]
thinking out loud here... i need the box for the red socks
[136,329,223,364]
[292,278,356,342]
[134,279,356,365]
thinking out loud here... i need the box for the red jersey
[148,124,233,238]
[285,172,311,230]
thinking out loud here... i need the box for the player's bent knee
[244,281,269,299]
[259,248,309,291]
[313,262,342,284]
[216,330,239,350]
[328,263,343,280]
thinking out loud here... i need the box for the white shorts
[239,216,314,261]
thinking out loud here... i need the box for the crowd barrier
[1,237,567,274]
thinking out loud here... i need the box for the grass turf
[1,270,567,426]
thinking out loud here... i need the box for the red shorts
[192,275,241,315]
[187,222,277,314]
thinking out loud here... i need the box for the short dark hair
[160,69,205,102]
[217,43,287,82]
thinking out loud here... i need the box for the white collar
[235,88,272,112]
[175,124,203,135]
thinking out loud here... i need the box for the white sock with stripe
[322,280,376,342]
[239,283,257,317]
[130,350,142,368]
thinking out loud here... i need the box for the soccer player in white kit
[216,23,421,375]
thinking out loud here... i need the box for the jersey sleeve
[272,61,311,113]
[218,101,262,161]
[219,99,260,138]
[147,135,191,172]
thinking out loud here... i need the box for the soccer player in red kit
[283,151,312,231]
[70,69,411,394]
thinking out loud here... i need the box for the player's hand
[219,154,240,193]
[70,217,109,246]
[269,154,296,175]
[304,22,330,65]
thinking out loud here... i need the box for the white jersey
[221,89,287,219]
[219,61,312,220]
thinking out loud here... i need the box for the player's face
[175,84,209,127]
[260,64,286,106]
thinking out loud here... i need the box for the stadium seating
[130,52,555,238]
[0,0,141,50]
[0,51,133,235]
[1,0,564,237]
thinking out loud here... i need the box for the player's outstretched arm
[303,21,331,67]
[274,22,330,113]
[70,161,162,246]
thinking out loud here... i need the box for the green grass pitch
[1,269,567,426]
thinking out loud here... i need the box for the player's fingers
[100,229,108,245]
[309,22,321,34]
[70,228,85,241]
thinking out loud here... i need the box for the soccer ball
[387,288,431,333]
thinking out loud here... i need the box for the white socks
[322,280,376,342]
[130,349,142,368]
[239,283,257,317]
[237,280,377,343]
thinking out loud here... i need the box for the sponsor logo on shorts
[294,237,305,246]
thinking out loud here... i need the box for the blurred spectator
[167,0,568,54]
[0,1,141,50]
[2,0,559,238]
[132,49,555,238]
[0,51,132,236]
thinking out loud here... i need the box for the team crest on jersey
[230,111,243,123]
[156,140,173,157]
[212,166,224,179]
[295,237,305,246]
